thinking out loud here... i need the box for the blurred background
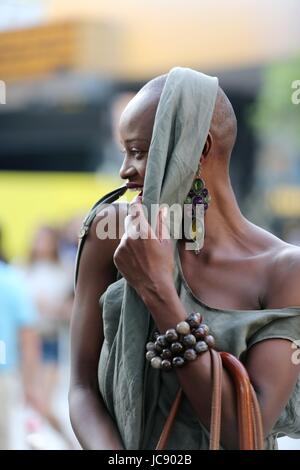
[0,0,299,450]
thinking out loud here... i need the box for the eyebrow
[123,138,149,143]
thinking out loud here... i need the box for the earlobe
[202,132,213,158]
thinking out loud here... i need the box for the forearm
[19,328,41,402]
[141,282,240,449]
[69,385,124,450]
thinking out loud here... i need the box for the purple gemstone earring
[184,162,211,253]
[184,163,211,213]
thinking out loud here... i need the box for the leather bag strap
[220,352,254,449]
[209,348,223,449]
[155,387,183,450]
[220,352,264,450]
[156,350,264,450]
[250,383,265,450]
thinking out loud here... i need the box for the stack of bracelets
[145,312,215,371]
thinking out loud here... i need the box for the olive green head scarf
[99,67,218,449]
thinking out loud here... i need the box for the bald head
[119,72,237,173]
[138,73,237,161]
[119,86,159,147]
[210,87,237,161]
[141,74,168,100]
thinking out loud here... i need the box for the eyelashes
[121,149,148,160]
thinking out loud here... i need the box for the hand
[113,197,175,300]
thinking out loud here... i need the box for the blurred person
[0,225,7,263]
[59,216,84,281]
[21,226,74,448]
[57,219,79,366]
[70,68,300,449]
[0,260,39,449]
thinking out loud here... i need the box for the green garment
[99,245,300,450]
[96,66,300,449]
[98,66,219,450]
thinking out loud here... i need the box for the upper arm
[70,203,127,389]
[246,246,300,435]
[245,338,300,435]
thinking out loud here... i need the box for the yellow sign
[267,187,300,217]
[0,21,122,82]
[0,22,77,81]
[0,171,125,260]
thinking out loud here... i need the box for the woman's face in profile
[118,91,158,191]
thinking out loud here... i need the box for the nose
[119,157,137,180]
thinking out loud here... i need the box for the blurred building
[0,0,299,258]
[0,22,121,172]
[1,1,299,176]
[0,17,268,192]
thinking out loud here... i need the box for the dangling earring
[184,162,211,254]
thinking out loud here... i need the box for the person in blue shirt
[0,260,39,449]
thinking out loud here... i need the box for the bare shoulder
[90,201,129,245]
[244,221,300,308]
[269,241,300,284]
[77,202,129,284]
[263,236,300,309]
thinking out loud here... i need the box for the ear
[202,132,213,158]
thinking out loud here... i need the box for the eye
[120,146,147,160]
[130,148,147,160]
[131,150,142,158]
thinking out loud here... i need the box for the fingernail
[162,207,168,218]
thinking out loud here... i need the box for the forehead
[119,90,159,143]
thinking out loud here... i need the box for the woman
[69,68,300,449]
[23,226,74,448]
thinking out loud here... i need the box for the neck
[202,172,248,247]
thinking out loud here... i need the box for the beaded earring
[184,162,211,253]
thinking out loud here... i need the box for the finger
[124,214,140,239]
[130,193,143,205]
[124,219,153,240]
[128,194,143,216]
[124,210,154,240]
[125,199,143,236]
[128,200,157,240]
[128,201,142,221]
[156,206,170,242]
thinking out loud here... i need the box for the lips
[126,182,144,190]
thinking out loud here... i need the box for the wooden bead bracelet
[145,312,215,371]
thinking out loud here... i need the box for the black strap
[74,185,128,288]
